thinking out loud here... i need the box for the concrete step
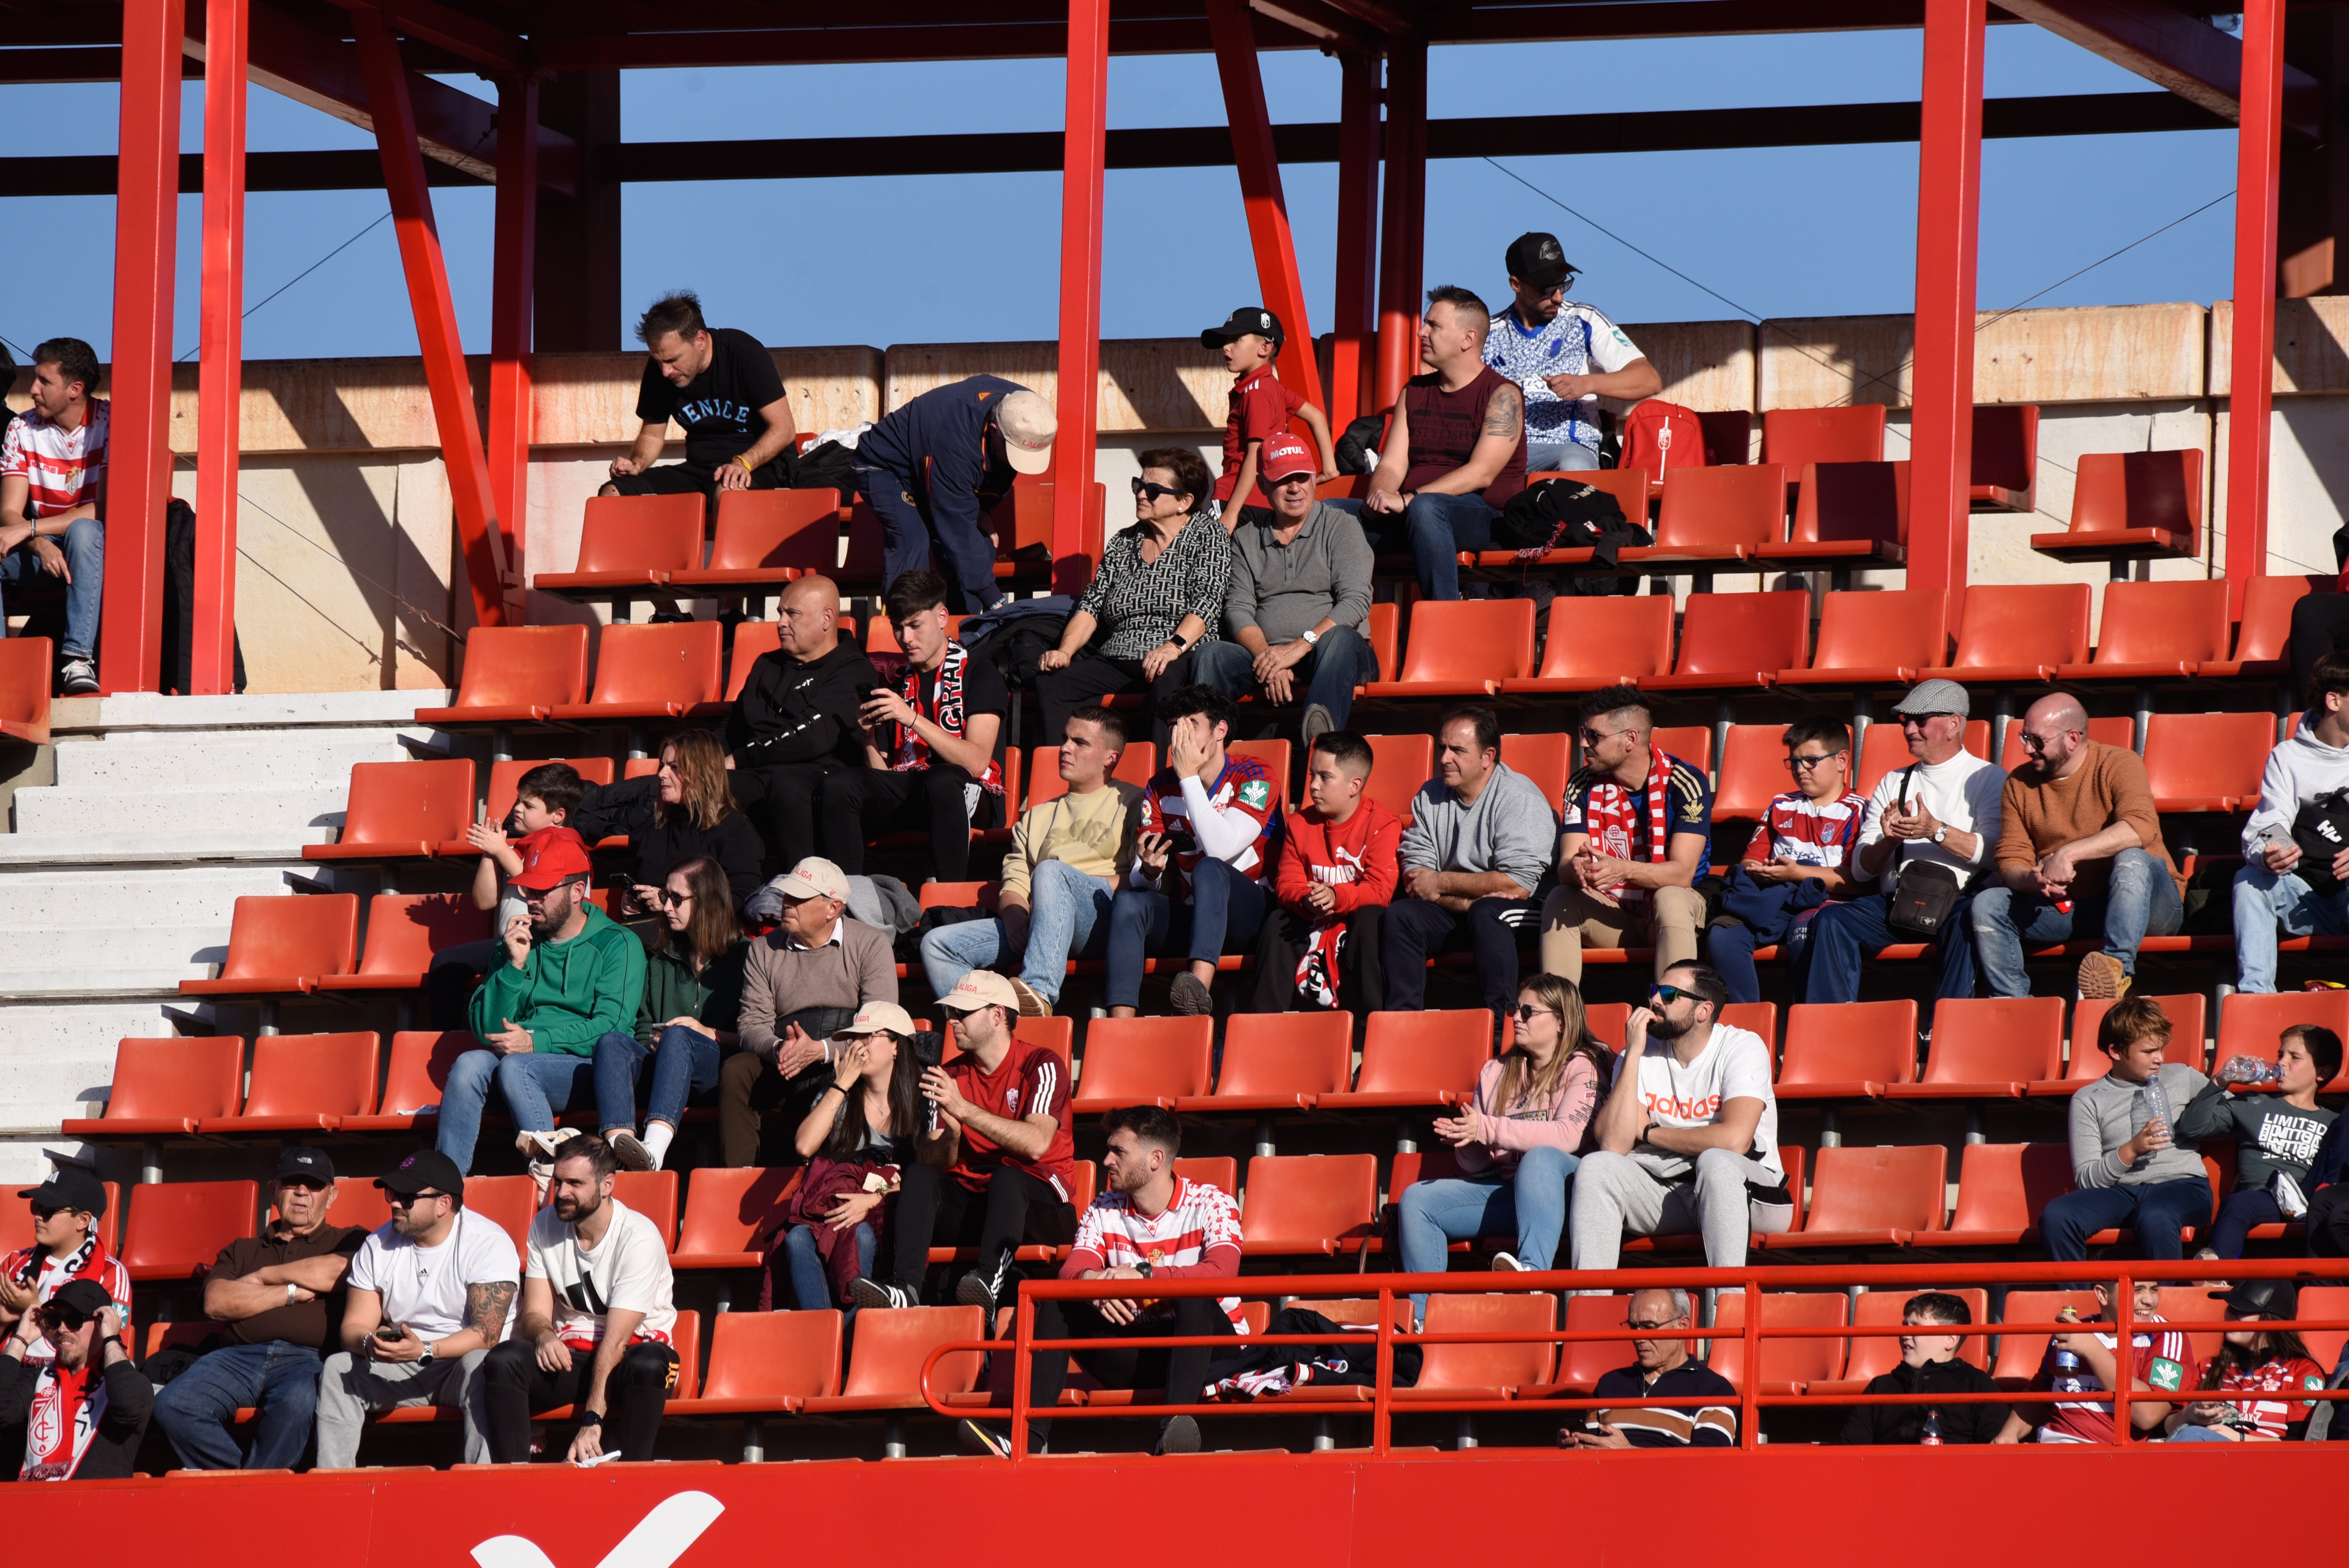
[0,1000,176,1056]
[0,923,226,968]
[0,966,211,1000]
[0,830,331,866]
[53,732,430,791]
[0,1136,87,1183]
[61,688,452,736]
[14,782,350,836]
[0,866,294,929]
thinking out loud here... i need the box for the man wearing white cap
[720,856,899,1166]
[854,374,1056,616]
[848,971,1077,1312]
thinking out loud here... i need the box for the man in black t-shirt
[602,291,798,503]
[822,569,1008,881]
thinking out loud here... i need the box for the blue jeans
[0,517,104,659]
[152,1340,323,1470]
[435,1047,596,1173]
[2207,1188,2283,1260]
[1380,491,1500,601]
[2040,1176,2213,1264]
[593,1025,721,1134]
[782,1220,878,1313]
[1526,439,1600,474]
[855,462,998,615]
[1707,913,1819,1006]
[921,858,1112,1007]
[1104,859,1268,1010]
[1191,623,1378,730]
[1970,847,2183,997]
[1395,1145,1578,1325]
[1793,889,1978,1022]
[2233,860,2349,993]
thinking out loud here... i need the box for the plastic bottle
[2219,1055,2282,1087]
[2052,1308,2082,1393]
[1919,1408,1943,1446]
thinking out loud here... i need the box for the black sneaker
[1168,972,1213,1015]
[58,657,97,697]
[957,1418,1012,1459]
[847,1278,911,1311]
[955,1269,998,1312]
[1156,1414,1200,1455]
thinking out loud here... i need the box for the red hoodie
[1274,797,1403,915]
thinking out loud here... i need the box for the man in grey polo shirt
[1192,432,1376,746]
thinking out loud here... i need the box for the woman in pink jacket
[1395,972,1607,1326]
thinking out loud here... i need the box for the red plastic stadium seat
[1645,591,1809,691]
[668,489,842,590]
[61,1036,245,1139]
[1499,732,1570,812]
[1923,581,2092,685]
[2031,450,2202,566]
[1463,469,1653,570]
[2057,578,2231,684]
[1498,595,1675,695]
[201,1032,380,1133]
[1229,738,1291,803]
[1026,742,1156,809]
[1709,1291,1848,1394]
[1970,404,2038,513]
[462,758,618,854]
[1761,1144,1945,1249]
[1238,1153,1378,1255]
[1883,997,2062,1099]
[799,1305,984,1413]
[1778,589,1946,688]
[316,894,491,994]
[1320,1010,1492,1110]
[465,1175,540,1258]
[1854,719,1990,798]
[180,893,361,999]
[611,1171,679,1246]
[1392,1291,1558,1402]
[1649,465,1787,561]
[1763,405,1887,469]
[2295,1286,2349,1375]
[325,1183,392,1235]
[1774,1000,1918,1101]
[2203,575,2327,680]
[919,881,996,914]
[534,493,706,594]
[1998,716,2133,771]
[1940,1143,2074,1248]
[1363,601,1400,682]
[1525,1293,1634,1397]
[1650,725,1713,773]
[1767,461,1908,568]
[551,621,726,722]
[1069,1016,1213,1114]
[673,1166,802,1271]
[341,1030,472,1132]
[684,1309,843,1415]
[1173,1156,1239,1197]
[121,1180,259,1280]
[1709,725,1787,822]
[1813,1287,1991,1395]
[1179,1011,1350,1113]
[0,636,53,744]
[304,759,476,863]
[725,621,783,701]
[1360,599,1536,699]
[2141,712,2274,811]
[2215,990,2349,1090]
[1992,1289,2101,1387]
[2035,994,2208,1094]
[1363,733,1434,819]
[1722,1001,1777,1049]
[414,624,590,724]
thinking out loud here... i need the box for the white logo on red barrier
[473,1491,724,1568]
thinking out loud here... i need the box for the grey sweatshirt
[2242,716,2349,857]
[1398,761,1557,896]
[2069,1062,2211,1188]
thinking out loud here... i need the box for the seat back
[1671,592,1809,679]
[1025,741,1157,809]
[1722,1002,1778,1050]
[379,1030,475,1116]
[0,636,51,736]
[218,894,361,982]
[1558,1293,1634,1393]
[341,759,477,849]
[1534,595,1674,682]
[325,1183,392,1235]
[240,1032,380,1119]
[447,625,589,711]
[2231,575,2326,667]
[1172,1157,1239,1197]
[1229,738,1292,804]
[102,1036,244,1123]
[842,1305,986,1398]
[1353,1010,1493,1098]
[725,621,784,700]
[708,489,841,572]
[1416,1291,1558,1389]
[1396,599,1537,685]
[2294,1286,2349,1374]
[2068,450,2202,542]
[609,1171,680,1246]
[483,757,617,832]
[1842,1288,1991,1387]
[867,613,967,658]
[1653,464,1788,552]
[574,493,706,574]
[1948,1143,2074,1236]
[1498,732,1570,813]
[1807,589,1945,674]
[2142,712,2273,807]
[1075,1016,1213,1103]
[584,621,725,710]
[1650,726,1713,773]
[1763,405,1887,468]
[2069,995,2209,1077]
[465,1176,540,1258]
[2157,1285,2230,1366]
[1364,601,1400,682]
[1712,724,1789,821]
[2091,578,2231,668]
[1791,460,1907,545]
[1778,1000,1918,1090]
[1947,582,2092,672]
[1992,1289,2103,1385]
[678,1166,801,1257]
[1363,733,1434,819]
[121,1180,260,1280]
[1803,1144,1946,1235]
[1854,720,1990,798]
[702,1308,844,1400]
[1239,1154,1378,1250]
[355,894,491,978]
[1919,998,2064,1085]
[1709,1291,1849,1390]
[1971,404,2038,493]
[1696,411,1752,465]
[2216,990,2349,1077]
[1214,1012,1352,1099]
[1999,716,2132,771]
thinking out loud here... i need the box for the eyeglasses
[1131,478,1186,503]
[659,890,692,907]
[2017,729,2079,752]
[1897,712,1955,728]
[1649,984,1689,1004]
[1514,1004,1558,1022]
[278,1178,328,1193]
[387,1191,446,1208]
[1625,1317,1685,1332]
[1785,750,1847,773]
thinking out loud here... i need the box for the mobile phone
[375,1324,404,1341]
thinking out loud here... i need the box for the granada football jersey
[945,1041,1077,1198]
[1068,1174,1246,1330]
[1138,755,1280,897]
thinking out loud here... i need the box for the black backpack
[2291,789,2349,895]
[966,616,1069,692]
[780,438,860,495]
[160,498,247,695]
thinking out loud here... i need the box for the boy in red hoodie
[1249,731,1402,1012]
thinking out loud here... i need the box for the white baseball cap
[994,389,1057,476]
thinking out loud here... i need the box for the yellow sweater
[1002,781,1141,901]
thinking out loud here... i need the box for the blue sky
[0,24,2238,363]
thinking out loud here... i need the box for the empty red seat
[1392,1291,1558,1402]
[1883,997,2062,1099]
[1651,725,1713,773]
[2203,575,2327,680]
[200,1032,380,1133]
[1173,1156,1239,1196]
[1363,600,1400,682]
[121,1180,259,1280]
[611,1170,680,1246]
[2216,990,2349,1089]
[341,1030,473,1132]
[1998,715,2133,771]
[1498,732,1570,811]
[1813,1287,1991,1396]
[2142,711,2273,811]
[0,636,53,744]
[1991,1289,2102,1387]
[683,1308,843,1415]
[1320,1010,1491,1110]
[1939,1142,2075,1247]
[551,621,726,722]
[1774,1000,1918,1101]
[673,1166,802,1270]
[2294,1286,2349,1375]
[1709,1291,1848,1394]
[1649,465,1788,561]
[1763,405,1887,468]
[303,759,476,863]
[61,1036,246,1138]
[1524,1292,1633,1396]
[414,624,590,725]
[1854,718,1990,798]
[2035,994,2208,1094]
[1499,596,1674,695]
[1778,589,1945,688]
[1363,732,1433,818]
[1026,741,1157,809]
[1767,461,1907,568]
[180,894,361,998]
[1970,404,2038,513]
[1711,724,1793,822]
[1923,582,2092,684]
[1646,591,1809,691]
[316,894,491,994]
[2057,578,2231,683]
[799,1304,985,1413]
[1761,1144,1945,1249]
[465,1176,539,1257]
[1069,1016,1213,1114]
[2032,449,2202,566]
[534,493,705,594]
[1179,1011,1350,1112]
[1360,599,1537,699]
[668,489,842,589]
[1238,1154,1378,1255]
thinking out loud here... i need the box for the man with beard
[483,1135,678,1465]
[1480,234,1661,474]
[0,1168,130,1359]
[0,1280,148,1479]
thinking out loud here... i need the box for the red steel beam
[1329,50,1382,430]
[2226,0,2285,605]
[1052,0,1111,597]
[487,75,539,622]
[1374,38,1428,412]
[99,0,185,696]
[1208,0,1326,415]
[1908,0,1986,646]
[354,10,511,631]
[191,0,247,695]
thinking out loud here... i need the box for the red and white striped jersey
[1741,789,1866,869]
[1,1243,132,1373]
[2214,1354,2326,1439]
[1068,1175,1246,1330]
[0,403,108,520]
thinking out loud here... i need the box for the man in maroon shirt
[1361,286,1529,601]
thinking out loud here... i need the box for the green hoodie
[469,902,647,1057]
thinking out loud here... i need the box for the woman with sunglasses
[1394,973,1609,1326]
[623,728,764,921]
[1036,447,1231,752]
[779,1004,927,1313]
[594,856,747,1171]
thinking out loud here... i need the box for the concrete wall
[9,301,2349,693]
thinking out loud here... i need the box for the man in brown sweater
[718,855,899,1164]
[1972,693,2183,1000]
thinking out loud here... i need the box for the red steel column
[1907,0,1986,645]
[1374,38,1427,411]
[190,0,246,695]
[1207,0,1324,413]
[1330,51,1381,429]
[1052,0,1110,596]
[2227,0,2286,604]
[99,0,185,696]
[354,10,509,629]
[488,75,539,622]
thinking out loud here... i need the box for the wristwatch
[1300,628,1321,647]
[1135,1262,1155,1280]
[418,1342,436,1367]
[1931,824,1949,845]
[1166,632,1191,651]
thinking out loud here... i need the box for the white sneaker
[609,1130,653,1172]
[59,657,97,696]
[1490,1252,1527,1272]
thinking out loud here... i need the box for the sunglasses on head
[1131,478,1186,502]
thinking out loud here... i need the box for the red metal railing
[919,1258,2349,1461]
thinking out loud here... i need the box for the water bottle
[1919,1408,1943,1446]
[2219,1054,2282,1087]
[2052,1308,2082,1393]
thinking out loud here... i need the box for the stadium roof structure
[6,0,2325,694]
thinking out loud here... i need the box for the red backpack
[1618,400,1706,477]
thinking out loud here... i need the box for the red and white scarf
[19,1361,105,1481]
[891,641,1003,795]
[1295,921,1345,1009]
[1581,744,1674,903]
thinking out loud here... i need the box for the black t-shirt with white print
[634,326,789,469]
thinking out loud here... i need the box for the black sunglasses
[1578,726,1623,747]
[387,1190,447,1208]
[1130,478,1186,503]
[1626,1316,1685,1332]
[277,1177,329,1193]
[1514,1004,1558,1022]
[1898,711,1957,727]
[1650,984,1690,1004]
[659,890,692,907]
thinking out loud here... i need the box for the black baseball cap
[1505,231,1574,288]
[375,1149,464,1201]
[17,1168,105,1218]
[1201,306,1284,350]
[275,1146,336,1185]
[47,1279,112,1330]
[2220,1278,2298,1319]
